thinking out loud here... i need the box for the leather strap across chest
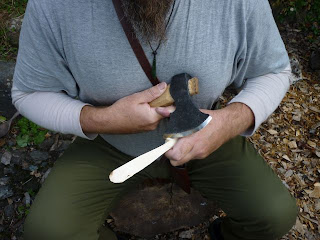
[112,0,159,86]
[112,0,191,194]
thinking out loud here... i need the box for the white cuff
[229,64,291,136]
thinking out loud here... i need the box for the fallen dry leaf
[267,129,278,135]
[288,141,298,149]
[307,141,317,149]
[282,155,291,161]
[293,115,301,121]
[35,172,41,178]
[45,132,51,138]
[309,106,320,113]
[295,218,306,235]
[315,200,320,211]
[305,183,320,198]
[285,169,294,178]
[0,138,5,147]
[7,198,13,205]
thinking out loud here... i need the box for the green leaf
[27,189,36,197]
[16,134,29,147]
[15,117,48,146]
[33,130,47,145]
[0,115,6,123]
[17,205,25,214]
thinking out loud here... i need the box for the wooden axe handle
[149,77,199,107]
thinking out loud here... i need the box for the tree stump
[110,181,219,238]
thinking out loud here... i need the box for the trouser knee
[264,198,298,239]
[24,213,47,240]
[247,196,298,239]
[24,211,79,240]
[222,195,298,240]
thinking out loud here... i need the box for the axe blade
[163,73,212,139]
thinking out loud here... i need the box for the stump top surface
[110,183,219,238]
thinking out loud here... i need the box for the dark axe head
[163,73,212,139]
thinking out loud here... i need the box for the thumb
[155,105,176,117]
[137,82,167,103]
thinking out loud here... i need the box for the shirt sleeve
[13,0,78,97]
[228,0,291,136]
[231,0,290,85]
[12,0,96,139]
[11,84,97,140]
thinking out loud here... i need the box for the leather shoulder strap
[112,0,191,195]
[112,0,160,86]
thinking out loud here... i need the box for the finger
[155,105,176,117]
[169,141,199,166]
[165,139,193,165]
[200,108,213,115]
[170,157,190,167]
[136,82,167,103]
[170,150,195,166]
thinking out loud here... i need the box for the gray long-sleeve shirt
[12,0,290,156]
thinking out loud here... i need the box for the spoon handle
[109,138,177,183]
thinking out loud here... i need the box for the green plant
[0,0,28,60]
[0,0,28,16]
[0,115,6,123]
[0,25,17,61]
[17,204,30,219]
[27,189,36,197]
[270,0,320,37]
[16,117,48,147]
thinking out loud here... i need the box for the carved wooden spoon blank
[109,138,177,183]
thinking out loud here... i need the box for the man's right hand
[80,82,175,134]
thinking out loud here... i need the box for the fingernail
[158,82,166,90]
[168,108,176,114]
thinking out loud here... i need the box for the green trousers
[24,136,297,240]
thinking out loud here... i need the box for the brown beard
[122,0,174,43]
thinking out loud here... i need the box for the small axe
[109,73,212,183]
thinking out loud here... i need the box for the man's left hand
[165,103,254,166]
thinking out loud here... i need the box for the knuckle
[171,153,182,162]
[130,93,139,101]
[149,114,158,123]
[170,160,178,167]
[197,149,208,159]
[141,113,154,124]
[147,117,158,126]
[147,88,157,98]
[150,114,161,125]
[144,118,152,126]
[185,142,193,152]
